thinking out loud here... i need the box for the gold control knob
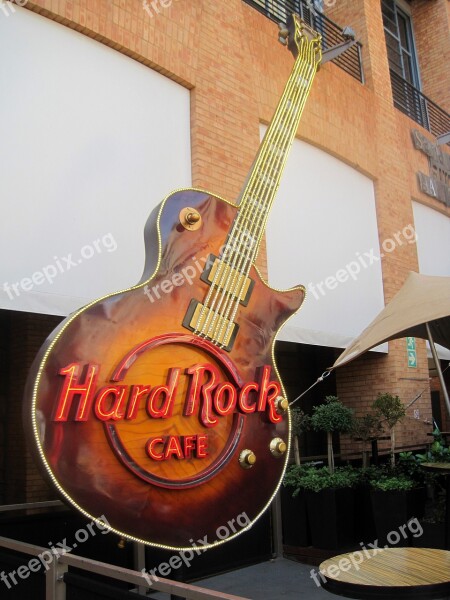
[270,437,287,458]
[179,207,202,231]
[275,396,289,413]
[239,449,256,469]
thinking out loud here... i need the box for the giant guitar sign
[24,15,322,550]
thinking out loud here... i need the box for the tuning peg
[278,22,289,46]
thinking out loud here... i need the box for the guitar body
[25,189,305,549]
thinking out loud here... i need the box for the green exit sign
[406,337,417,368]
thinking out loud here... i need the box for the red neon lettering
[54,363,99,422]
[239,382,258,414]
[196,434,208,458]
[183,435,196,458]
[146,437,165,461]
[258,365,282,423]
[94,386,128,421]
[126,385,151,419]
[145,435,209,460]
[165,435,184,459]
[184,364,220,427]
[146,368,180,419]
[213,382,237,416]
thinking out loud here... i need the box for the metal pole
[426,323,450,417]
[133,542,147,596]
[271,490,284,558]
[46,551,68,600]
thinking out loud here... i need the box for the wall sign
[406,336,417,368]
[24,16,321,552]
[412,129,450,207]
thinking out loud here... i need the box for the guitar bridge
[182,299,239,352]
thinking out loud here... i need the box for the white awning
[0,8,191,316]
[265,130,387,351]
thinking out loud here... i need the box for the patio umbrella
[332,271,450,416]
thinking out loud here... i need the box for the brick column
[328,0,432,457]
[412,0,450,113]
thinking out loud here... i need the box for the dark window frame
[382,0,421,88]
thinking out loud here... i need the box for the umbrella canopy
[332,271,450,370]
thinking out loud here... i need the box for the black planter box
[280,486,310,547]
[354,484,377,544]
[370,488,426,547]
[305,488,355,550]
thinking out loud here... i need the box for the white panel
[0,7,191,315]
[412,202,450,277]
[264,127,388,349]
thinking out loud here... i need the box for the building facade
[0,0,449,506]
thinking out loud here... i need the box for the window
[381,0,420,87]
[381,0,428,128]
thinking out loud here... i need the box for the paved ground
[147,557,340,599]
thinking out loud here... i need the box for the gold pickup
[200,255,254,306]
[182,299,239,351]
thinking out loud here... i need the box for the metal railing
[390,70,450,140]
[243,0,364,82]
[0,534,249,600]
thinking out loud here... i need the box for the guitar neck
[187,17,322,351]
[229,21,322,260]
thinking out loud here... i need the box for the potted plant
[280,409,311,547]
[287,397,356,550]
[352,412,383,468]
[291,407,311,466]
[290,465,359,549]
[373,392,406,467]
[369,470,422,546]
[310,395,354,473]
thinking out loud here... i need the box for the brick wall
[3,311,62,504]
[412,0,450,113]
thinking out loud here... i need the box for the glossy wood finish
[24,189,305,549]
[319,547,450,599]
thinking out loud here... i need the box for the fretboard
[232,26,322,262]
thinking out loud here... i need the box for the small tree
[373,393,406,468]
[352,413,383,468]
[291,408,311,465]
[311,396,354,474]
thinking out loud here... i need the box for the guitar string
[194,51,310,343]
[194,32,321,345]
[211,60,315,344]
[191,43,307,341]
[215,41,321,345]
[198,38,319,345]
[218,41,321,332]
[219,61,314,346]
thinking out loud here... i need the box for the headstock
[278,13,322,64]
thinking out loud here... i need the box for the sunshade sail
[333,272,450,369]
